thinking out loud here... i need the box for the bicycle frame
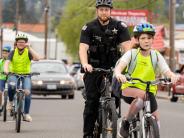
[9,74,29,114]
[92,68,118,138]
[7,72,39,133]
[3,82,8,122]
[126,77,171,138]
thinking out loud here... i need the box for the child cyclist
[114,22,180,138]
[0,45,11,114]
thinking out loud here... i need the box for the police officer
[79,0,131,137]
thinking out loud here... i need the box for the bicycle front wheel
[93,121,101,138]
[3,90,8,122]
[102,100,118,138]
[144,116,160,138]
[15,93,23,133]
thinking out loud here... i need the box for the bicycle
[2,82,8,122]
[0,72,9,122]
[125,76,171,138]
[7,72,40,133]
[90,68,118,138]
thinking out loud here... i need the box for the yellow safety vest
[122,51,157,95]
[11,48,31,74]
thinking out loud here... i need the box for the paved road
[0,91,183,138]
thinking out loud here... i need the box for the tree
[3,0,16,22]
[57,0,166,59]
[57,0,95,59]
[176,1,184,23]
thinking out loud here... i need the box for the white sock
[157,121,160,129]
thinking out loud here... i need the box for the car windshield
[31,62,67,73]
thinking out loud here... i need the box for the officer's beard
[98,16,110,24]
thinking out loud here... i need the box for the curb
[156,95,170,100]
[156,91,170,100]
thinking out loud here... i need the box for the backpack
[112,48,158,100]
[127,48,158,75]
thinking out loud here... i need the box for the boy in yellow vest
[4,33,42,122]
[0,45,11,115]
[114,22,180,138]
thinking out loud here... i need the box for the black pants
[83,72,102,137]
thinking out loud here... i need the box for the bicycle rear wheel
[145,116,160,138]
[15,93,23,133]
[3,90,8,122]
[102,100,118,138]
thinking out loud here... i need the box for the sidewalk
[157,90,184,102]
[156,90,170,100]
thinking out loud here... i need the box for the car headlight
[32,80,43,85]
[60,80,74,85]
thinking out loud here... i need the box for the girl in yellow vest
[4,33,42,122]
[114,22,180,138]
[0,45,11,114]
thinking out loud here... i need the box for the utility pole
[44,0,49,59]
[148,0,152,22]
[15,0,20,34]
[0,0,3,57]
[169,0,176,71]
[55,31,58,59]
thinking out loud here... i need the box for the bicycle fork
[141,100,152,138]
[14,91,25,117]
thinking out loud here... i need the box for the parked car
[31,60,76,99]
[170,66,184,102]
[69,63,81,76]
[73,68,84,90]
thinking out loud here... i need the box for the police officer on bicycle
[79,0,131,137]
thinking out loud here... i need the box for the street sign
[111,9,149,26]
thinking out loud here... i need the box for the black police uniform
[80,18,130,137]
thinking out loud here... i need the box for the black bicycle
[7,72,40,133]
[90,68,118,138]
[126,76,171,138]
[0,72,9,122]
[2,83,8,122]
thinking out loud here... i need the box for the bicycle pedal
[105,127,113,131]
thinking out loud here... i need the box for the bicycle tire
[93,121,101,138]
[3,90,8,122]
[94,106,102,138]
[145,116,160,138]
[102,100,118,138]
[16,92,23,133]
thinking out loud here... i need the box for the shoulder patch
[82,25,87,31]
[120,22,128,28]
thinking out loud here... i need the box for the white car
[73,69,84,90]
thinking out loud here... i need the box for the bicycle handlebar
[92,68,113,74]
[1,72,40,77]
[126,76,171,86]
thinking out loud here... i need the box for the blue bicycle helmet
[96,0,113,8]
[133,22,156,38]
[2,45,11,52]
